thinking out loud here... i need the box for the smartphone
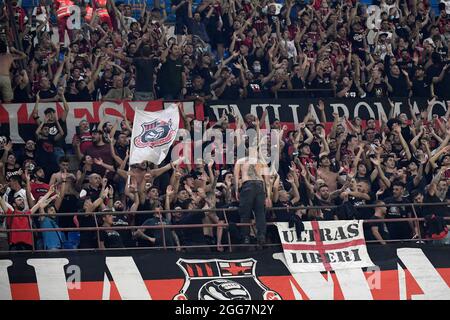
[59,47,66,62]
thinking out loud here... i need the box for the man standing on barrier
[234,114,271,249]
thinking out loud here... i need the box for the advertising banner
[0,98,448,144]
[0,245,449,300]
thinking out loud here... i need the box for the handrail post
[411,204,423,241]
[159,209,167,250]
[29,215,35,252]
[223,209,232,253]
[94,212,101,249]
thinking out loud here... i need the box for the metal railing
[0,202,449,253]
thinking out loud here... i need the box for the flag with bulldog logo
[130,105,179,165]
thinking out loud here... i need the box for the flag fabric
[130,104,179,165]
[276,220,375,273]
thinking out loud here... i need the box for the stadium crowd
[0,0,449,251]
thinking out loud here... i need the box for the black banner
[0,244,449,300]
[205,98,448,126]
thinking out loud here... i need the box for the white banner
[276,220,375,273]
[129,104,179,165]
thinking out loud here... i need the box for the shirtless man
[49,157,78,196]
[0,42,27,103]
[317,155,342,192]
[234,117,270,248]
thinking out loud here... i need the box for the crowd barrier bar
[0,203,449,253]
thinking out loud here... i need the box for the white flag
[130,105,179,165]
[276,220,375,273]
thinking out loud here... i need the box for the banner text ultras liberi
[276,220,375,273]
[0,246,449,300]
[1,98,448,144]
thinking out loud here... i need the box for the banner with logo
[0,100,198,144]
[0,245,449,300]
[276,220,375,273]
[130,104,180,165]
[0,98,449,144]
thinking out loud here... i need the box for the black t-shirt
[336,83,359,98]
[437,69,450,99]
[312,196,337,221]
[100,229,124,248]
[406,174,427,193]
[349,192,376,220]
[171,0,189,20]
[219,84,240,100]
[139,217,174,247]
[133,57,155,92]
[97,77,114,97]
[177,211,206,244]
[39,84,58,99]
[366,215,391,242]
[436,46,448,61]
[45,119,67,149]
[272,200,298,222]
[75,87,94,101]
[291,74,305,89]
[4,165,21,182]
[192,66,215,87]
[395,25,410,40]
[16,151,36,168]
[400,125,413,143]
[158,57,183,96]
[388,75,409,97]
[13,85,30,103]
[368,82,388,98]
[113,214,135,247]
[84,186,101,202]
[186,85,210,98]
[36,137,58,173]
[412,78,430,98]
[423,193,449,218]
[78,212,98,249]
[246,79,268,99]
[309,74,332,91]
[383,196,412,240]
[350,30,365,52]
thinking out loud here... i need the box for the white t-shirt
[281,40,298,59]
[442,1,450,15]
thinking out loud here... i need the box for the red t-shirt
[73,132,93,154]
[30,182,50,201]
[6,209,33,246]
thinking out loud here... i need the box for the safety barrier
[0,202,449,253]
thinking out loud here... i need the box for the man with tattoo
[234,114,271,249]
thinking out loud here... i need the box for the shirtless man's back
[0,42,27,103]
[234,155,268,247]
